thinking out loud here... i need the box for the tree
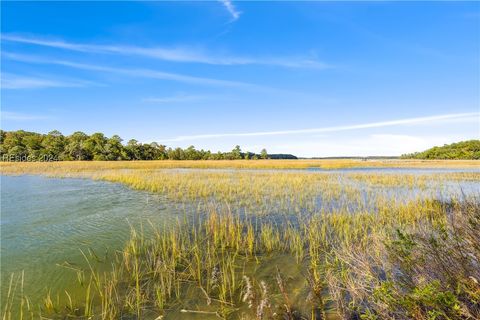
[167,147,186,160]
[42,130,65,159]
[211,151,224,160]
[185,145,201,160]
[401,140,480,160]
[147,142,166,160]
[105,135,124,160]
[140,143,156,160]
[65,132,91,160]
[84,133,108,160]
[0,129,302,161]
[202,150,211,160]
[260,148,268,159]
[1,131,24,157]
[231,145,242,160]
[125,139,142,160]
[8,145,28,158]
[23,134,43,160]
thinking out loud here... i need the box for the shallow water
[0,175,183,307]
[153,167,480,174]
[1,170,479,316]
[307,166,480,174]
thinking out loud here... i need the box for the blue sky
[1,1,479,157]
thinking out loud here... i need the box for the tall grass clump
[326,198,480,320]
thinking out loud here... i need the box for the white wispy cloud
[1,73,93,89]
[270,134,470,157]
[1,111,51,121]
[157,112,480,142]
[1,34,329,69]
[219,0,241,21]
[3,52,257,88]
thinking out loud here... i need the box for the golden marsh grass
[1,160,479,319]
[1,159,479,174]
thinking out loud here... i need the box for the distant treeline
[401,140,480,160]
[0,130,298,161]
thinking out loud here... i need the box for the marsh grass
[1,160,479,319]
[5,197,478,319]
[2,272,35,320]
[1,159,479,175]
[326,198,480,319]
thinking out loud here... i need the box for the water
[151,167,480,175]
[1,170,478,314]
[306,167,480,174]
[1,175,181,306]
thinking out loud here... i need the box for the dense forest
[401,140,480,160]
[0,130,297,161]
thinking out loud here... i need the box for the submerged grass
[1,160,479,319]
[4,198,478,319]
